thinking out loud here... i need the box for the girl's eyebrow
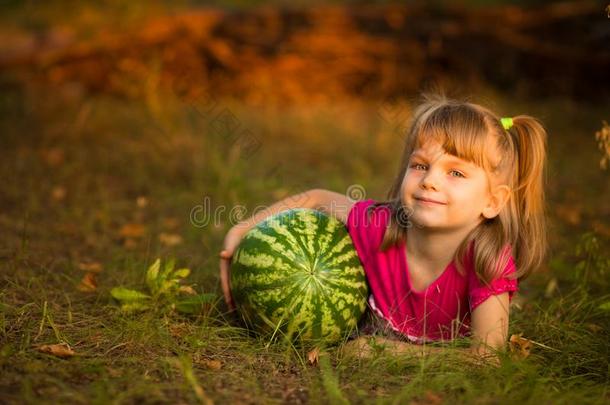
[442,155,470,166]
[411,152,475,169]
[409,151,427,160]
[411,151,467,164]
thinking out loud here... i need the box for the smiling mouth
[414,196,446,205]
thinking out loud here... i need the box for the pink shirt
[346,199,518,343]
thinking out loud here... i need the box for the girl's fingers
[219,256,235,311]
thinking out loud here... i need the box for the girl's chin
[408,213,460,231]
[408,216,443,230]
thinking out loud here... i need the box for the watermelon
[230,208,368,345]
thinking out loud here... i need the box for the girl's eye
[449,170,465,178]
[412,163,428,171]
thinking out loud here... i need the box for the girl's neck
[405,225,476,272]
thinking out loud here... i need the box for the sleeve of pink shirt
[345,199,380,267]
[467,248,519,312]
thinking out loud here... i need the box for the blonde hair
[369,93,547,283]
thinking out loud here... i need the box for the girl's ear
[482,185,511,219]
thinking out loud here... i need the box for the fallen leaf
[169,323,189,338]
[77,261,103,273]
[509,333,532,359]
[51,186,66,201]
[200,359,222,370]
[136,196,149,208]
[409,391,443,405]
[36,343,75,358]
[178,285,197,295]
[307,347,320,365]
[119,223,146,239]
[159,232,183,247]
[162,217,179,230]
[77,272,97,292]
[123,238,138,249]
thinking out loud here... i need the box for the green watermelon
[230,208,368,345]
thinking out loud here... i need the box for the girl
[219,93,547,360]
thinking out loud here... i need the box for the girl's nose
[420,170,440,191]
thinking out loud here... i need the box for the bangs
[412,104,497,172]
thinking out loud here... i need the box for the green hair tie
[501,117,513,130]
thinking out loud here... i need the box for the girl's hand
[219,225,249,311]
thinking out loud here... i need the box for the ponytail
[506,116,547,278]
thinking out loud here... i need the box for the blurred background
[1,0,608,270]
[0,1,609,403]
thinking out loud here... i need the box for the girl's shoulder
[347,199,392,229]
[346,199,395,266]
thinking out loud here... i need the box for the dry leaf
[201,359,222,370]
[77,261,103,273]
[178,285,197,295]
[51,186,66,201]
[169,323,189,338]
[119,223,146,239]
[409,391,443,405]
[307,347,320,365]
[36,343,75,358]
[123,238,138,249]
[136,196,149,208]
[159,232,183,247]
[77,272,98,292]
[162,217,179,230]
[509,333,532,359]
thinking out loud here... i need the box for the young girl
[219,93,547,359]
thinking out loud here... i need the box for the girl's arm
[225,188,354,235]
[342,294,510,365]
[219,188,355,310]
[469,292,510,355]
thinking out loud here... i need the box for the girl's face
[401,140,500,233]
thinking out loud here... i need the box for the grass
[0,80,609,404]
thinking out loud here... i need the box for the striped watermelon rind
[231,208,368,346]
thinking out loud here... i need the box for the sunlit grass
[0,81,608,403]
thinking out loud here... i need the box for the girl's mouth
[414,196,447,205]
